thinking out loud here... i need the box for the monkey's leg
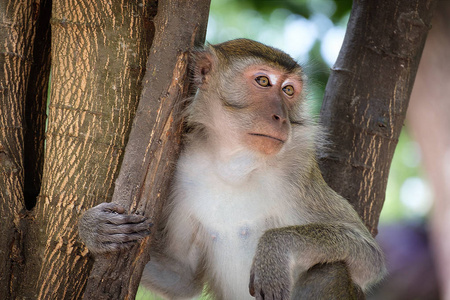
[292,262,365,300]
[140,253,204,298]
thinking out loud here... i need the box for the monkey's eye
[282,85,295,96]
[255,76,271,87]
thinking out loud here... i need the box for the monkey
[78,38,386,299]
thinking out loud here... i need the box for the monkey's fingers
[94,232,148,253]
[91,202,125,214]
[249,273,266,299]
[97,202,126,214]
[106,213,149,225]
[98,232,150,245]
[100,221,153,235]
[249,272,256,296]
[249,269,290,300]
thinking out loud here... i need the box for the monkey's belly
[195,193,296,299]
[204,222,262,299]
[189,187,273,298]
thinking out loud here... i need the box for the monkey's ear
[191,50,214,87]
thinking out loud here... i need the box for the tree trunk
[0,0,43,297]
[17,1,156,299]
[316,1,436,296]
[319,0,437,236]
[82,0,210,299]
[407,1,450,297]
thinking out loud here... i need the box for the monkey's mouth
[248,133,285,143]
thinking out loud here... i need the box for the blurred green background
[137,1,434,299]
[205,0,432,224]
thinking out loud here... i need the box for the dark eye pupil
[283,85,294,95]
[256,76,270,86]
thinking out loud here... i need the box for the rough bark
[319,0,437,236]
[0,0,41,297]
[82,0,210,299]
[407,1,450,297]
[17,1,156,299]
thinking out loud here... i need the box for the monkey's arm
[78,202,204,298]
[249,223,385,299]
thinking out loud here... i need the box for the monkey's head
[189,39,306,157]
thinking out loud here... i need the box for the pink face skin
[240,65,303,156]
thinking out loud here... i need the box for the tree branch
[319,0,437,235]
[82,0,211,299]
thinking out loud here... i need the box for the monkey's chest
[183,159,300,248]
[191,177,292,242]
[186,177,298,299]
[176,151,300,298]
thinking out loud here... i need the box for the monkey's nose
[272,114,287,124]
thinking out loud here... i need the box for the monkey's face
[190,40,305,158]
[225,64,303,156]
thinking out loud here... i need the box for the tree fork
[82,0,211,299]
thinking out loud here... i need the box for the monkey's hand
[78,202,152,255]
[249,231,292,300]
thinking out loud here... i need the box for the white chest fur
[172,149,301,298]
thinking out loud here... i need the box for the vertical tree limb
[315,1,436,296]
[319,0,437,235]
[0,0,41,297]
[18,1,156,298]
[83,0,211,299]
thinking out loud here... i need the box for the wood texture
[17,1,157,299]
[319,0,437,235]
[0,1,40,297]
[83,0,210,299]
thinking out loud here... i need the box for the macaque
[78,39,386,299]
